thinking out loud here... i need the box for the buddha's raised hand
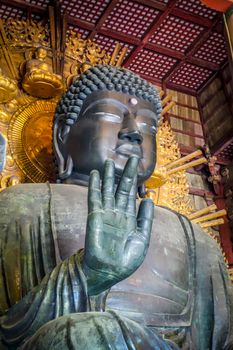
[82,156,154,295]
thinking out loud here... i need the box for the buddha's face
[36,48,47,60]
[63,90,158,185]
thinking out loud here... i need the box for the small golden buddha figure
[0,68,17,104]
[22,47,64,99]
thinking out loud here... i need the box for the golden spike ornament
[145,120,193,216]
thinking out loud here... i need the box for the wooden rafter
[0,0,228,96]
[123,0,179,68]
[0,0,45,17]
[164,13,223,93]
[89,0,119,40]
[170,8,213,28]
[133,0,166,12]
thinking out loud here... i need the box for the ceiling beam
[89,0,119,40]
[146,43,184,60]
[123,0,179,67]
[162,14,222,91]
[67,16,95,31]
[188,14,222,57]
[170,8,213,28]
[146,43,220,70]
[188,57,220,71]
[0,0,45,14]
[133,0,166,11]
[165,82,197,96]
[97,28,140,45]
[138,73,162,87]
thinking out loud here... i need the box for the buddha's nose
[118,119,143,144]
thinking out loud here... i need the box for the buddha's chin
[112,156,153,186]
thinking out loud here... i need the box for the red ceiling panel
[0,4,25,20]
[168,63,212,90]
[149,15,204,53]
[101,0,160,39]
[218,142,233,160]
[127,49,177,80]
[92,33,134,58]
[24,0,50,8]
[0,0,229,94]
[61,0,110,24]
[175,0,218,20]
[194,32,227,65]
[31,13,44,21]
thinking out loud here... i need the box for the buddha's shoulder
[0,183,85,199]
[0,183,87,220]
[152,205,222,255]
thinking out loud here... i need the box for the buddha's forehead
[81,90,157,115]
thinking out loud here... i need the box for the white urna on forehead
[129,97,138,106]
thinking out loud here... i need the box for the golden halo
[8,100,57,183]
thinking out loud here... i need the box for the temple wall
[197,65,233,156]
[166,89,204,152]
[165,89,220,238]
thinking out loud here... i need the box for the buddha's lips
[114,143,142,158]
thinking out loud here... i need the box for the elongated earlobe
[59,125,70,144]
[58,154,73,180]
[53,118,73,181]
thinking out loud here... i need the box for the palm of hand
[83,157,154,295]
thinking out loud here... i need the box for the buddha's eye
[137,122,157,134]
[94,112,122,123]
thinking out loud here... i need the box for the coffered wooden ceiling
[0,0,228,95]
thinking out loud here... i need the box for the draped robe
[0,184,232,349]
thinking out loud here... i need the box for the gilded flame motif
[4,18,49,48]
[66,31,111,69]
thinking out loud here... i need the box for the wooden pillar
[206,156,233,265]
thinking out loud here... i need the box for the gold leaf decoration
[147,121,193,216]
[66,31,111,74]
[8,100,57,183]
[0,69,18,103]
[4,19,49,48]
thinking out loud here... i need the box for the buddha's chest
[1,184,195,326]
[53,193,194,326]
[105,208,194,327]
[53,186,194,327]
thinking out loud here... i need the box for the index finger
[88,170,102,213]
[115,156,139,211]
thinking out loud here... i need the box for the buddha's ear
[53,117,73,180]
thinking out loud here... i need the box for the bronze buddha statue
[0,65,232,349]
